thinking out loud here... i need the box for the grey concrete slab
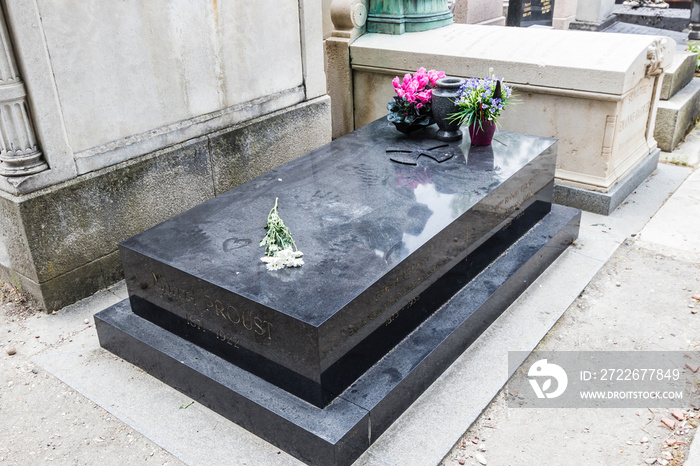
[596,160,693,234]
[638,165,700,261]
[662,122,700,167]
[603,21,690,49]
[441,227,700,466]
[688,432,700,466]
[34,338,304,466]
[611,5,690,33]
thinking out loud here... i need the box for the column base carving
[0,147,48,176]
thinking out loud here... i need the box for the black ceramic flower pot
[432,77,466,142]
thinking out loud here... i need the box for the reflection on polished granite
[117,118,557,407]
[97,116,580,466]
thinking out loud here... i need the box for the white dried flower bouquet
[259,198,303,271]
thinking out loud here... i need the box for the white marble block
[349,24,674,193]
[576,0,615,23]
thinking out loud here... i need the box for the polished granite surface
[98,205,581,466]
[119,118,556,405]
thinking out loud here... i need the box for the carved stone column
[0,4,47,177]
[326,0,368,138]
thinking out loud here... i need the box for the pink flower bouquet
[387,67,445,133]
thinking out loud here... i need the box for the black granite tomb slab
[119,119,556,407]
[96,204,581,466]
[507,0,555,27]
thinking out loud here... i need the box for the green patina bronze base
[367,0,453,34]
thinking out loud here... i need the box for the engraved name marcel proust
[150,273,273,345]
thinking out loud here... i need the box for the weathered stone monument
[552,0,580,29]
[452,0,506,26]
[96,117,580,465]
[0,2,330,310]
[690,0,700,38]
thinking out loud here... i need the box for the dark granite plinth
[507,0,555,27]
[120,119,556,407]
[96,204,581,466]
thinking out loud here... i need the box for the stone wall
[0,1,331,309]
[0,98,331,311]
[32,0,325,178]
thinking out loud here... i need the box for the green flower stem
[259,198,298,257]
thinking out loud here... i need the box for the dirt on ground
[0,283,182,466]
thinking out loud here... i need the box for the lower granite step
[95,204,581,466]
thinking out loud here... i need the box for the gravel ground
[0,284,183,466]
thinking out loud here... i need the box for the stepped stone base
[655,77,700,151]
[96,204,581,466]
[569,14,617,31]
[661,51,697,101]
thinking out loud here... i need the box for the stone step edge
[94,205,581,466]
[661,50,697,101]
[655,77,700,152]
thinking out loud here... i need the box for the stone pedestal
[452,0,506,26]
[690,0,700,39]
[552,0,579,29]
[325,0,368,138]
[576,0,615,22]
[347,24,674,213]
[569,0,616,30]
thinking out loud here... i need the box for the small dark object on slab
[386,140,458,165]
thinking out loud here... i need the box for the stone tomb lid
[121,119,555,327]
[351,24,675,95]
